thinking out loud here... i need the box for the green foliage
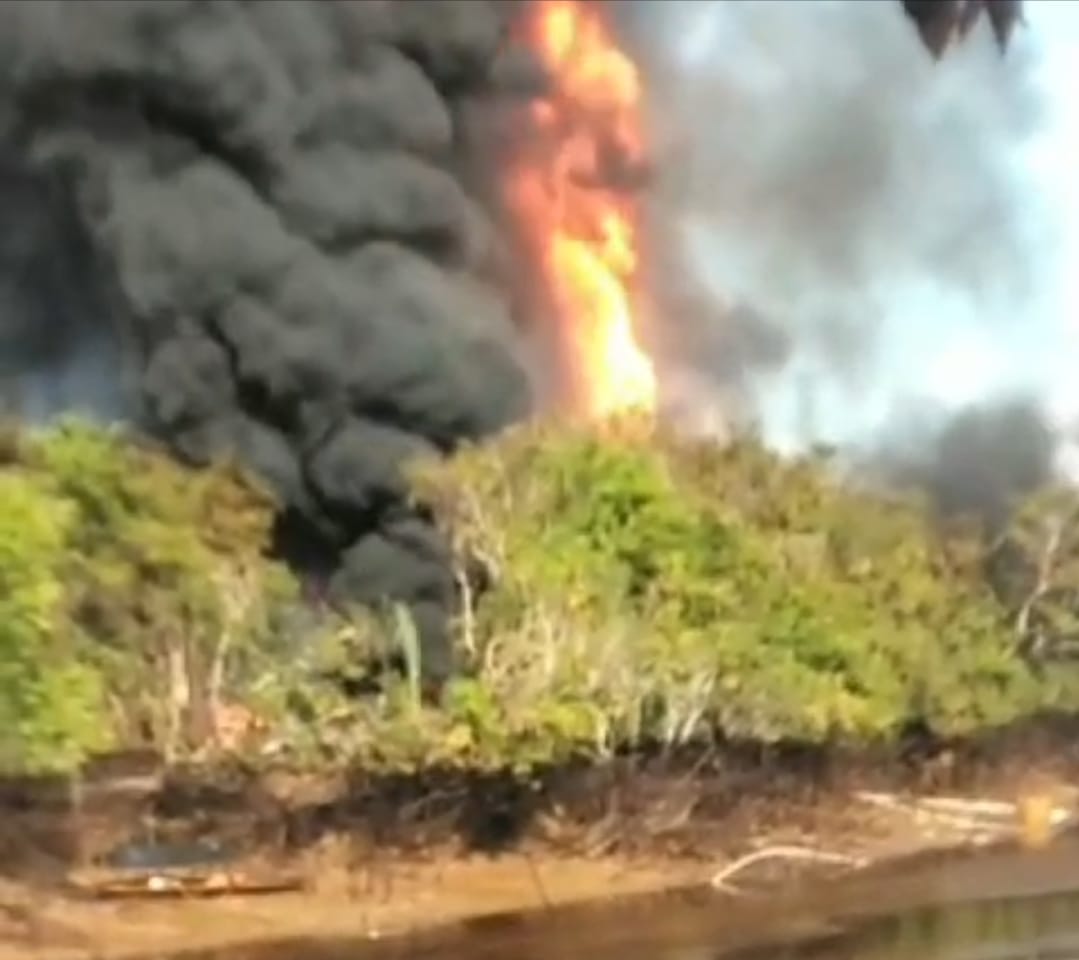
[988,485,1079,666]
[0,472,107,772]
[1,413,1075,777]
[0,418,297,770]
[392,416,1075,767]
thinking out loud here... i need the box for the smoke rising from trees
[0,0,1068,681]
[616,0,1061,508]
[0,0,536,682]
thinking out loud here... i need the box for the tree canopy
[0,418,294,771]
[407,417,1079,764]
[0,415,1076,774]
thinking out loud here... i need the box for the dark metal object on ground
[102,840,236,871]
[72,838,305,900]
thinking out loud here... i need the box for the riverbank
[2,718,1079,960]
[155,835,1079,960]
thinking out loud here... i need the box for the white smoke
[624,0,1071,469]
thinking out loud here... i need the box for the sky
[847,0,1079,437]
[793,0,1079,450]
[1024,0,1079,428]
[898,0,1079,426]
[666,0,1079,456]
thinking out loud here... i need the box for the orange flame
[508,0,657,419]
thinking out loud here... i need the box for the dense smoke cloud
[0,151,131,421]
[865,396,1058,524]
[0,0,1065,683]
[0,0,534,681]
[616,0,1055,485]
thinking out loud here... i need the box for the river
[166,834,1079,960]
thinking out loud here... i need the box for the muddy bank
[137,836,1079,960]
[148,835,1079,960]
[3,718,1079,959]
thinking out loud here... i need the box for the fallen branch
[856,791,1074,827]
[710,845,866,892]
[855,791,1018,821]
[853,790,907,812]
[916,797,1017,819]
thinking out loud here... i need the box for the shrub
[394,416,1068,766]
[1,414,1074,775]
[0,470,107,772]
[0,418,299,768]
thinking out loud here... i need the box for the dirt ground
[3,723,1079,960]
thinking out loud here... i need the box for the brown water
[169,836,1079,960]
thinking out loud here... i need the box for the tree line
[0,415,1076,774]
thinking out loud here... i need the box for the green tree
[0,418,301,767]
[990,485,1079,670]
[0,472,108,772]
[405,416,1061,764]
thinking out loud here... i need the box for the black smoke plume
[0,0,537,683]
[865,396,1058,525]
[0,0,1062,687]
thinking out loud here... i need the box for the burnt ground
[2,716,1079,959]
